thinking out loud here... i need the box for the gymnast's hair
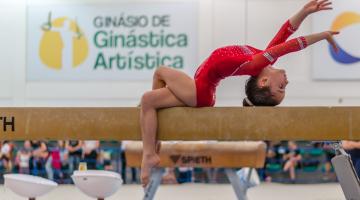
[242,76,279,107]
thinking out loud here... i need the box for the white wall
[1,0,360,107]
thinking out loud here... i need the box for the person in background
[15,140,32,174]
[162,168,178,184]
[66,140,83,173]
[59,141,70,181]
[321,142,335,180]
[47,141,69,183]
[177,167,193,184]
[30,140,49,177]
[82,140,100,169]
[342,140,360,179]
[283,141,302,183]
[120,141,139,184]
[262,141,283,182]
[1,141,13,172]
[100,148,113,170]
[47,141,61,181]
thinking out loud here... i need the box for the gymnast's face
[258,66,288,103]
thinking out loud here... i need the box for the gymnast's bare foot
[141,153,160,187]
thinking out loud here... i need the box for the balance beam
[125,141,266,168]
[0,107,358,140]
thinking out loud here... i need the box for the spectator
[47,142,61,181]
[59,141,69,178]
[322,142,335,180]
[202,168,218,183]
[342,140,360,179]
[1,141,13,172]
[162,168,178,184]
[100,148,113,170]
[47,141,69,183]
[177,167,193,184]
[283,141,302,183]
[120,141,138,184]
[15,140,32,174]
[66,140,82,173]
[263,141,283,182]
[82,140,99,169]
[30,140,49,177]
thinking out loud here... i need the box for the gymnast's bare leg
[140,66,197,187]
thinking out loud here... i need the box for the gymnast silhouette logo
[39,12,89,70]
[330,12,360,64]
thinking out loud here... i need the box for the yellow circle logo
[39,12,89,70]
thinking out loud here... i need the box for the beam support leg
[143,168,164,200]
[331,142,360,200]
[225,168,248,200]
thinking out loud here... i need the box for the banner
[27,3,198,81]
[312,0,360,80]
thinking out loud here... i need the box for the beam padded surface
[0,107,358,140]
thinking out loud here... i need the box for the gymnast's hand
[324,31,340,53]
[302,0,332,15]
[290,0,332,30]
[303,31,339,53]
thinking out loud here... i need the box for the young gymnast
[140,0,339,186]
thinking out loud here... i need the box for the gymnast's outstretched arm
[266,0,333,50]
[265,20,297,50]
[292,0,332,28]
[238,31,339,76]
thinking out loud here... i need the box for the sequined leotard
[194,20,307,107]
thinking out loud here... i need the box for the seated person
[283,141,302,183]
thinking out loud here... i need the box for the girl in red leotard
[140,0,339,186]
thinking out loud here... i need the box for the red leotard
[194,20,307,107]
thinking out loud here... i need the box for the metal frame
[225,168,252,200]
[143,168,165,200]
[331,141,360,200]
[143,168,252,200]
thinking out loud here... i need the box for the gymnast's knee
[140,91,156,111]
[153,66,167,79]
